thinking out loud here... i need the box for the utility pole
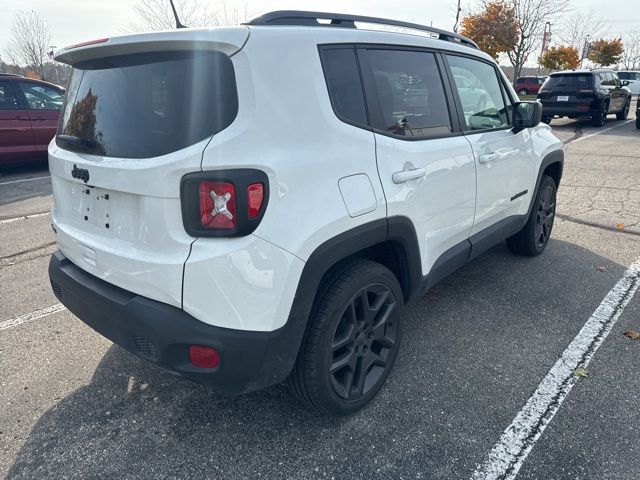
[580,35,591,69]
[538,22,551,75]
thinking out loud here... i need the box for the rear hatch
[50,28,247,307]
[538,73,595,109]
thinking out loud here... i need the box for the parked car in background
[617,71,640,95]
[537,69,632,127]
[0,73,64,165]
[515,76,546,95]
[636,99,640,129]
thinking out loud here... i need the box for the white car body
[48,13,564,397]
[617,71,640,95]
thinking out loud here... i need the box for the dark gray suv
[537,69,632,127]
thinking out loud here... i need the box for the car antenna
[169,0,187,29]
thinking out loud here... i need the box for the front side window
[447,55,509,131]
[18,82,64,110]
[365,49,452,138]
[320,47,368,127]
[0,82,19,110]
[58,50,238,159]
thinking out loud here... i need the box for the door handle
[478,148,519,164]
[392,168,426,184]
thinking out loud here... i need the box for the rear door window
[362,49,452,138]
[58,50,238,158]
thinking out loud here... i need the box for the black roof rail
[246,11,479,50]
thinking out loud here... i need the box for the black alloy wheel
[288,259,403,416]
[534,183,556,250]
[329,284,399,401]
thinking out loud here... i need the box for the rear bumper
[540,103,599,118]
[48,250,303,393]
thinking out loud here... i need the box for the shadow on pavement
[4,239,629,480]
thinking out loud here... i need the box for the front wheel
[636,116,640,129]
[541,116,552,125]
[288,259,403,416]
[617,99,630,120]
[506,175,557,257]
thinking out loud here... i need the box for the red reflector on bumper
[189,345,219,368]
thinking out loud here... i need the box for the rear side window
[17,82,64,110]
[320,47,368,127]
[58,50,238,159]
[365,49,452,138]
[0,82,19,110]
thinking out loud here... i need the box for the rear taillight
[181,169,269,237]
[199,182,236,229]
[247,183,264,219]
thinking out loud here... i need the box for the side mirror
[622,80,630,86]
[513,101,542,130]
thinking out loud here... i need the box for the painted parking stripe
[572,119,634,143]
[472,255,640,480]
[0,175,50,186]
[0,211,51,225]
[0,303,67,331]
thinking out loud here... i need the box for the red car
[515,76,547,96]
[0,74,64,165]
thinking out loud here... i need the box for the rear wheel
[506,175,557,257]
[592,103,607,127]
[288,259,403,416]
[616,99,630,120]
[636,117,640,129]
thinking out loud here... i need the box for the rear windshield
[543,74,593,90]
[58,50,238,158]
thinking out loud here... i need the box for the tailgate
[49,28,247,307]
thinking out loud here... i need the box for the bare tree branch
[558,10,607,51]
[621,29,640,70]
[129,0,247,32]
[503,0,570,83]
[3,10,51,80]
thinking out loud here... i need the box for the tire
[506,175,557,257]
[541,116,552,125]
[518,89,529,96]
[616,99,630,120]
[592,103,607,127]
[636,117,640,129]
[288,259,403,416]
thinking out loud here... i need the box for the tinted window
[0,82,19,110]
[618,72,631,80]
[18,82,64,110]
[365,49,451,138]
[58,50,238,159]
[320,47,367,126]
[544,74,594,89]
[447,55,509,131]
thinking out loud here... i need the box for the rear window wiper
[56,135,98,151]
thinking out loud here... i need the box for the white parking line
[0,211,51,225]
[0,175,50,186]
[0,303,67,331]
[472,255,640,480]
[572,119,634,143]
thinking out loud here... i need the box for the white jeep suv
[48,11,564,416]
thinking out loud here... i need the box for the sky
[1,0,639,58]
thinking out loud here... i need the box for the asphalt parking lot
[1,108,640,480]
